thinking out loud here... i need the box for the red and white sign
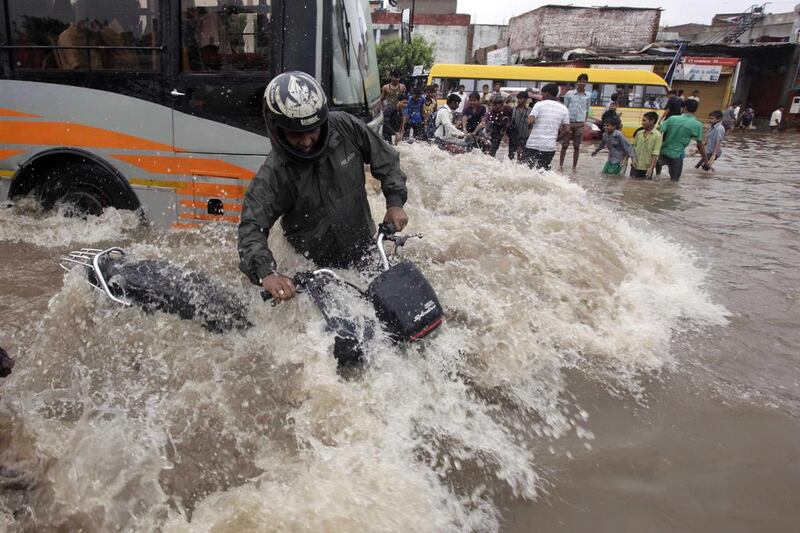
[684,56,740,67]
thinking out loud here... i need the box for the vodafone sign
[684,56,740,67]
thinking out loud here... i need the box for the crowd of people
[378,69,794,181]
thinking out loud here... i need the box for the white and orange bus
[0,0,381,228]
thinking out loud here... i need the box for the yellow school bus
[427,64,669,138]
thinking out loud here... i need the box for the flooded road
[0,130,798,532]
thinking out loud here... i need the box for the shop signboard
[790,96,800,115]
[684,56,740,67]
[673,63,723,82]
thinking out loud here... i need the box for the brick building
[507,5,661,62]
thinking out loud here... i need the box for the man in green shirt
[632,111,662,179]
[657,99,708,181]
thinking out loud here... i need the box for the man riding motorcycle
[238,71,409,302]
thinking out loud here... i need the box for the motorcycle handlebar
[377,222,397,236]
[259,272,308,302]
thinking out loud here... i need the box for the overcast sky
[457,0,799,27]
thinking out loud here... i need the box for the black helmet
[263,71,329,162]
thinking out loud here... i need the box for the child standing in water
[696,110,725,171]
[631,111,662,179]
[591,116,636,175]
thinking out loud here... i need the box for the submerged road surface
[0,130,797,532]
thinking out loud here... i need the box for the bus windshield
[331,0,380,110]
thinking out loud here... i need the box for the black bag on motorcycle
[367,262,444,341]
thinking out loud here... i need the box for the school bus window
[434,78,459,94]
[181,0,271,73]
[643,86,667,108]
[6,0,161,71]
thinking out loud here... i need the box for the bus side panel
[172,109,269,156]
[590,105,648,139]
[0,80,266,228]
[1,80,174,148]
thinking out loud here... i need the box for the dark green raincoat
[238,112,407,285]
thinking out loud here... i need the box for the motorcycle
[434,132,492,155]
[59,225,444,369]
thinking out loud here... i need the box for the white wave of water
[0,144,727,531]
[0,199,140,247]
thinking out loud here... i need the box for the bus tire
[13,155,140,217]
[40,162,117,217]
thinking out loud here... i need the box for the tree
[376,35,435,84]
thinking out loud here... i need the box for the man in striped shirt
[522,83,570,170]
[560,73,592,170]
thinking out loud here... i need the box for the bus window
[181,0,270,72]
[432,78,459,95]
[174,1,271,139]
[7,0,160,71]
[596,84,615,107]
[612,84,635,107]
[642,85,667,109]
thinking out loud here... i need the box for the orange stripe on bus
[128,177,187,189]
[178,212,240,223]
[0,121,173,151]
[113,154,256,179]
[172,222,202,229]
[175,182,245,199]
[0,149,25,161]
[0,108,41,118]
[179,199,243,212]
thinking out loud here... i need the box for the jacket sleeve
[345,114,408,208]
[237,166,291,285]
[596,134,608,151]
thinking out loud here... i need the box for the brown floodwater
[0,130,798,532]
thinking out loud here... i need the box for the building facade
[661,6,800,44]
[371,11,471,64]
[507,5,661,62]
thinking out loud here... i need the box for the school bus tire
[10,152,140,217]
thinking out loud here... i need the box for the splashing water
[0,199,141,248]
[0,144,727,531]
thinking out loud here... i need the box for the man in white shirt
[522,83,570,170]
[770,106,783,130]
[450,84,466,115]
[434,94,466,143]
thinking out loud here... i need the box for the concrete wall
[415,24,469,63]
[669,10,800,44]
[395,0,457,15]
[371,12,471,64]
[740,12,800,42]
[508,6,660,61]
[471,24,506,51]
